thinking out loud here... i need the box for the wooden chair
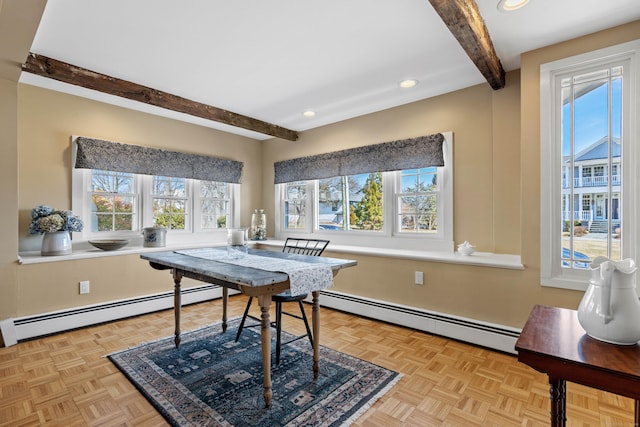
[235,238,330,364]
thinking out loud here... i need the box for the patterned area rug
[108,318,401,426]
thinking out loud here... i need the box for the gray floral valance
[273,133,445,184]
[74,137,243,183]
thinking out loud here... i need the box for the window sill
[257,240,524,270]
[18,240,252,265]
[18,239,524,270]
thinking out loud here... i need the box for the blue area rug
[108,318,401,426]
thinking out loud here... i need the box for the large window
[540,40,639,290]
[74,169,238,244]
[275,133,453,252]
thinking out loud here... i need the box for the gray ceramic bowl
[88,239,130,251]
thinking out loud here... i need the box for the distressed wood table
[515,304,640,426]
[141,247,356,408]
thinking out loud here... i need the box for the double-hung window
[540,40,640,290]
[75,169,237,243]
[72,138,241,245]
[275,132,453,252]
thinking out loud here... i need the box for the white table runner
[175,248,334,296]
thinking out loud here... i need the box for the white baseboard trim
[315,290,520,354]
[2,285,235,346]
[2,287,521,354]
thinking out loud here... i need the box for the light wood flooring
[0,295,636,426]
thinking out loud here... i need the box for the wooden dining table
[140,247,357,408]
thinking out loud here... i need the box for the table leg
[635,399,639,427]
[172,269,183,348]
[548,376,566,427]
[257,294,273,408]
[222,287,228,333]
[312,290,320,380]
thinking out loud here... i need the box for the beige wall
[0,78,19,324]
[261,21,640,328]
[13,85,262,316]
[2,9,639,331]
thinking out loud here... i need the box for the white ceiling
[20,0,640,140]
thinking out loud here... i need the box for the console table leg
[549,376,566,427]
[258,294,273,408]
[172,270,183,348]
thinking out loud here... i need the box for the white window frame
[540,40,640,290]
[72,147,240,246]
[274,131,453,252]
[143,175,192,233]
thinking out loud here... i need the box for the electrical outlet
[415,271,424,285]
[79,280,90,294]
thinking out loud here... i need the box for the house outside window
[540,40,639,290]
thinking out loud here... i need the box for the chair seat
[273,291,307,302]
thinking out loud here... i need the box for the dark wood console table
[515,304,640,426]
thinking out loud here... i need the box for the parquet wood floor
[0,295,636,426]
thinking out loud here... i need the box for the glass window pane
[560,66,622,269]
[153,176,186,197]
[201,200,227,229]
[283,181,307,230]
[318,177,344,230]
[200,181,227,198]
[90,170,137,233]
[114,196,133,213]
[350,173,383,231]
[114,214,133,231]
[398,168,438,234]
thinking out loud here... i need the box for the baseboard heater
[315,290,520,354]
[1,285,233,346]
[2,287,520,354]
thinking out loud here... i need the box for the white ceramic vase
[41,230,72,256]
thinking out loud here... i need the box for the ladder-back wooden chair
[235,238,330,364]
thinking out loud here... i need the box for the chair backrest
[282,238,330,257]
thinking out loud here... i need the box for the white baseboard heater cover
[2,288,520,354]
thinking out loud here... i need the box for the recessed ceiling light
[399,79,418,89]
[303,110,316,118]
[497,0,529,12]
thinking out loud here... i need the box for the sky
[562,77,622,157]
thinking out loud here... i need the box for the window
[275,132,453,252]
[151,176,188,230]
[540,40,639,290]
[398,168,438,234]
[318,173,383,231]
[90,170,137,232]
[73,169,239,244]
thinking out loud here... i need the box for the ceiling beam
[428,0,505,90]
[22,53,299,141]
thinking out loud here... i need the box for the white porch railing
[562,210,593,223]
[563,175,621,188]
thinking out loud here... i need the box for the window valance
[273,133,445,184]
[74,137,243,183]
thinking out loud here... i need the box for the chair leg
[298,301,314,348]
[275,301,283,365]
[235,296,253,342]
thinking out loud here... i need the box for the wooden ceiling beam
[22,53,299,141]
[428,0,505,90]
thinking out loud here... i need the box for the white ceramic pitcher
[577,256,640,345]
